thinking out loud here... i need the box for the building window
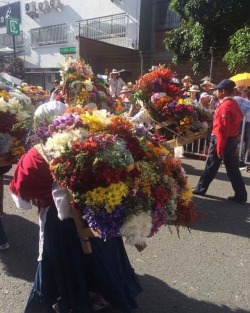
[155,0,180,30]
[0,31,24,48]
[31,24,67,47]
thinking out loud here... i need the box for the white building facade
[0,0,179,89]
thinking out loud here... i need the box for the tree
[164,0,250,73]
[223,26,250,73]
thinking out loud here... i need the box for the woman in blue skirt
[9,146,142,313]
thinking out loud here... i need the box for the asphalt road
[0,158,249,313]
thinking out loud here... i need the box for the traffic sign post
[7,17,20,77]
[7,17,20,36]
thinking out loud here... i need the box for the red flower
[151,185,171,206]
[174,200,197,227]
[94,161,128,187]
[126,137,146,161]
[107,116,134,137]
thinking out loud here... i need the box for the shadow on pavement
[0,214,39,282]
[104,274,249,313]
[191,196,250,239]
[182,163,250,185]
[3,174,13,185]
[181,161,250,239]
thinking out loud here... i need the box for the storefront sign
[60,47,76,54]
[0,2,21,28]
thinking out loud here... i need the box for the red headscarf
[9,147,54,208]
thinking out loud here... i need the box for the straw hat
[199,92,210,100]
[110,69,119,75]
[120,86,131,94]
[181,75,193,83]
[188,85,200,92]
[200,80,213,88]
[200,76,211,82]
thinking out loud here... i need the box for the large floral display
[18,83,50,107]
[133,66,212,146]
[42,110,197,246]
[60,58,114,111]
[0,84,34,165]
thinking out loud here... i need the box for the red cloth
[9,147,54,207]
[212,98,242,156]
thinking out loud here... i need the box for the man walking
[193,79,247,203]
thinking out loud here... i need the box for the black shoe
[192,189,206,196]
[227,196,247,204]
[239,161,246,168]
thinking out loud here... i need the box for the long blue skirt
[24,207,142,313]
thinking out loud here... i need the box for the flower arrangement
[18,83,50,107]
[0,88,34,161]
[134,66,181,103]
[44,110,197,246]
[59,58,114,111]
[60,58,93,83]
[134,65,212,140]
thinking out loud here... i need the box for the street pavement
[0,157,249,313]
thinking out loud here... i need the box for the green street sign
[60,47,76,54]
[7,17,20,36]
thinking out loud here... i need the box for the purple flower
[91,133,116,150]
[50,114,86,132]
[150,79,164,92]
[82,204,127,238]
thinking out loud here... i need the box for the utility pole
[209,46,214,81]
[139,50,143,75]
[12,35,16,76]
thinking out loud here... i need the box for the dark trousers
[0,217,7,245]
[195,135,247,200]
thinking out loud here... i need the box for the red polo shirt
[212,97,242,156]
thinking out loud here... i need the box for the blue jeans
[0,217,7,245]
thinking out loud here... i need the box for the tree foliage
[223,27,250,73]
[164,0,250,73]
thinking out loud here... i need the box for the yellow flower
[85,182,129,212]
[180,181,193,204]
[0,91,10,102]
[80,114,105,132]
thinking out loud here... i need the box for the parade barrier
[239,116,250,172]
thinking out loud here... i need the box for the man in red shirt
[193,79,247,203]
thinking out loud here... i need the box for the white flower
[83,79,93,91]
[120,211,152,246]
[0,97,9,113]
[45,128,89,158]
[92,109,111,125]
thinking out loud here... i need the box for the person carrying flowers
[10,145,142,312]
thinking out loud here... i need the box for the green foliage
[164,0,250,73]
[223,26,250,73]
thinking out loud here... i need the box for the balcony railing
[31,24,67,47]
[76,13,137,49]
[0,31,24,49]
